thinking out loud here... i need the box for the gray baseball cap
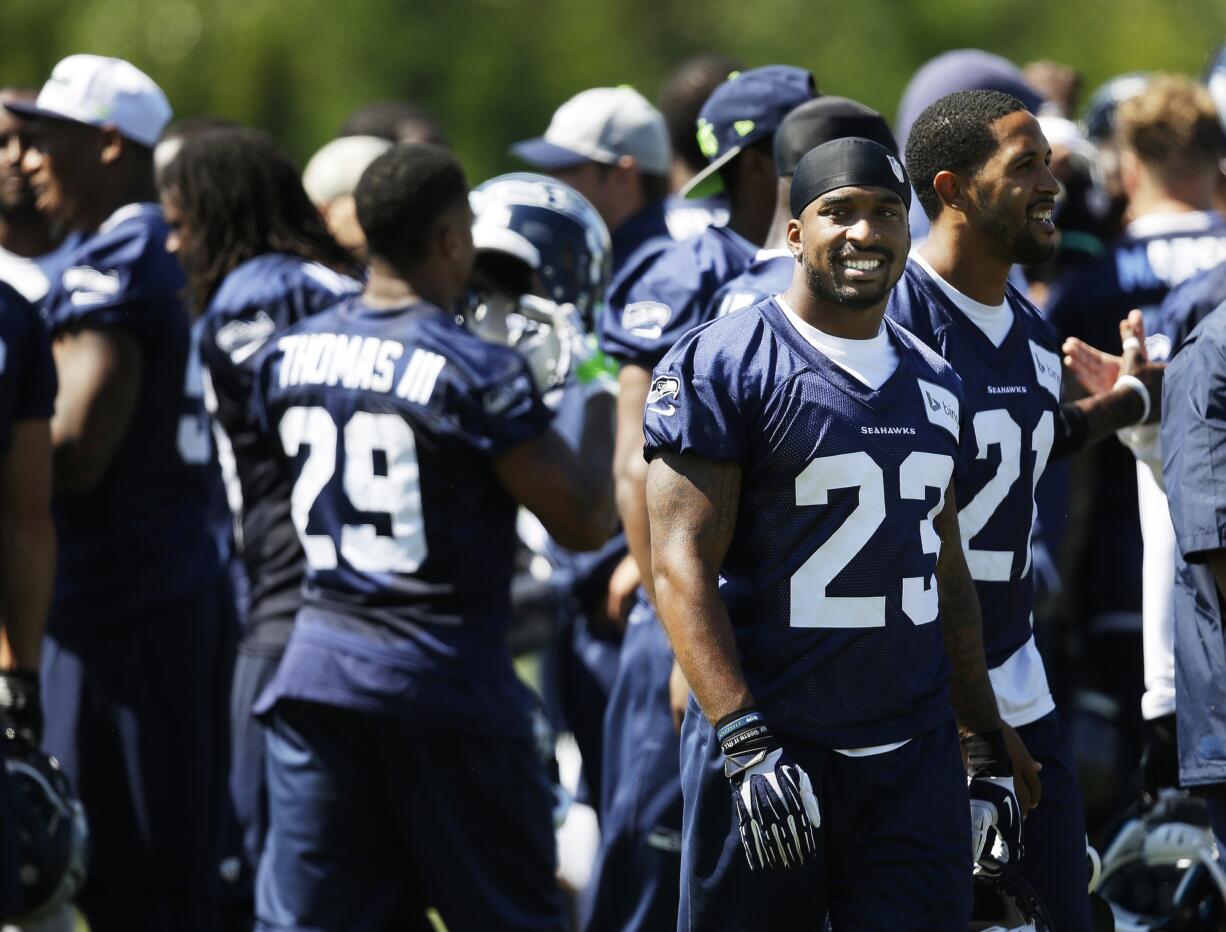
[512,86,670,175]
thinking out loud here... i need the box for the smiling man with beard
[888,89,1165,930]
[643,138,1020,930]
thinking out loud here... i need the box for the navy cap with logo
[681,65,818,200]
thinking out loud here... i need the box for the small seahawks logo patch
[622,301,672,340]
[646,375,680,416]
[887,154,905,184]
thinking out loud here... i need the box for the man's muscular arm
[615,364,655,602]
[935,479,1042,809]
[647,450,750,724]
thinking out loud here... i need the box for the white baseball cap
[302,135,393,204]
[512,86,670,175]
[5,54,172,149]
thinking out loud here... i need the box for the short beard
[802,248,894,311]
[976,189,1055,265]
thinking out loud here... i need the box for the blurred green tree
[3,0,1224,183]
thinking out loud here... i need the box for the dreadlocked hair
[159,125,358,313]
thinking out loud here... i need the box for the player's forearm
[934,488,1002,735]
[615,460,655,604]
[653,559,752,725]
[939,558,1003,735]
[0,508,54,671]
[1073,385,1150,447]
[575,392,618,540]
[647,452,749,724]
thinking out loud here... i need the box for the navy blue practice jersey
[1160,307,1226,786]
[605,201,674,324]
[888,260,1062,669]
[251,298,554,735]
[663,193,729,242]
[199,254,360,649]
[0,282,55,452]
[644,298,970,747]
[599,223,757,370]
[707,250,791,320]
[1152,260,1226,360]
[1045,212,1226,624]
[41,203,213,621]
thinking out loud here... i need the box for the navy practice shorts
[584,597,683,932]
[678,714,971,931]
[255,699,565,932]
[41,586,217,932]
[1013,709,1092,931]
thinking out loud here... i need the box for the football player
[467,173,620,816]
[588,64,815,932]
[0,278,56,921]
[250,143,616,931]
[646,137,1013,929]
[6,55,219,930]
[157,125,362,923]
[1162,303,1226,857]
[302,134,392,262]
[891,88,1165,930]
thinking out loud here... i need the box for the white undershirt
[775,295,899,390]
[776,295,908,756]
[910,251,1014,348]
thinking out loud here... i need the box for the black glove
[718,708,821,871]
[0,670,41,745]
[1141,713,1179,801]
[964,728,1022,871]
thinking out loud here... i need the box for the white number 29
[790,451,953,629]
[279,406,427,574]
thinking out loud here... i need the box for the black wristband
[1051,402,1089,460]
[716,707,776,755]
[962,727,1013,778]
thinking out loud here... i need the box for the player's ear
[786,217,803,257]
[98,127,125,167]
[932,170,967,214]
[1118,148,1142,199]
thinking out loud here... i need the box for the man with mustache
[645,138,1013,929]
[889,88,1164,930]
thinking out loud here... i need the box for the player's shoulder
[888,259,953,339]
[56,203,180,301]
[657,298,785,386]
[209,254,358,317]
[886,314,962,394]
[72,203,170,268]
[1004,282,1058,347]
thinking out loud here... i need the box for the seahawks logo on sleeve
[646,375,680,417]
[622,301,672,340]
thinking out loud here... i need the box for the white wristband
[1114,374,1150,424]
[1121,336,1141,353]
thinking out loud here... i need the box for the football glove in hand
[965,728,1022,872]
[0,670,42,746]
[718,708,820,871]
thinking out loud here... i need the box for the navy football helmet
[0,732,88,923]
[469,172,611,327]
[466,174,612,395]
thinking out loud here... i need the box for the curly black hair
[905,90,1029,220]
[159,126,356,312]
[354,142,468,270]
